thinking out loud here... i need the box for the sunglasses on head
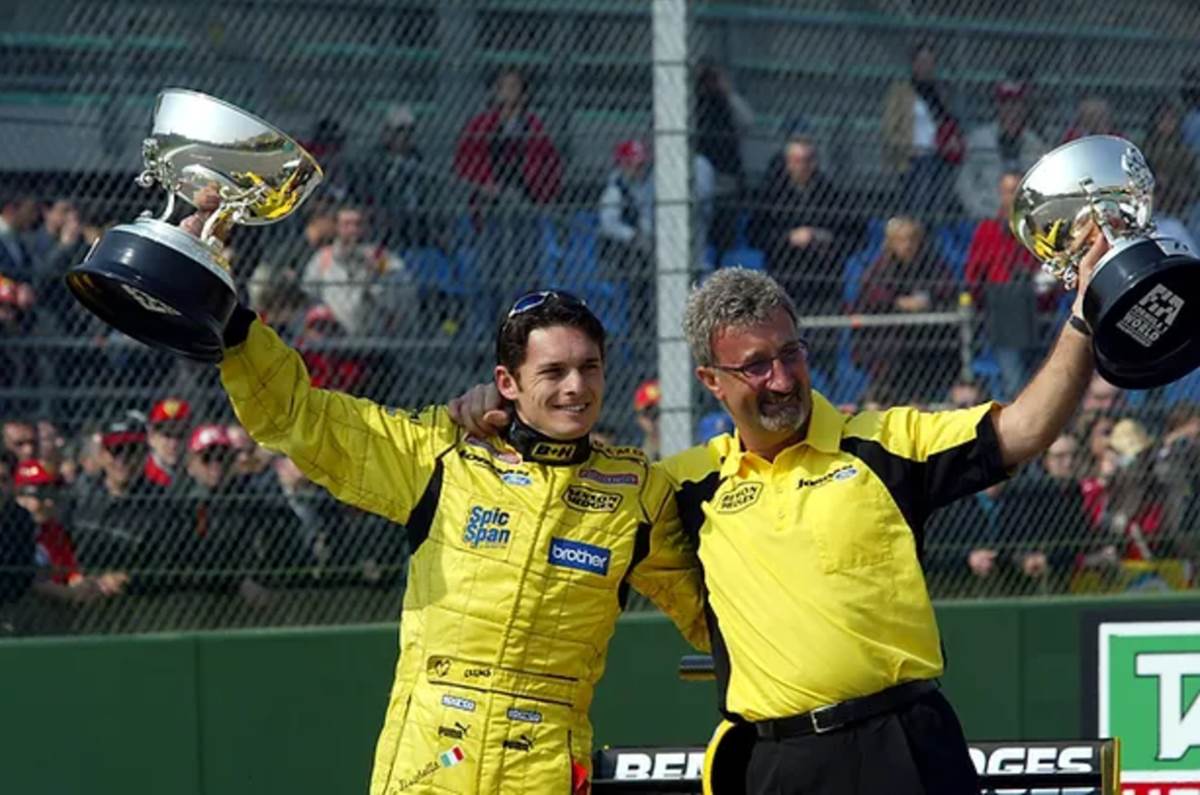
[506,290,587,319]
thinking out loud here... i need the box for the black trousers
[745,689,979,795]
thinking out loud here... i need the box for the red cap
[633,379,661,411]
[101,419,146,450]
[304,303,338,329]
[995,80,1028,101]
[614,139,648,168]
[0,277,19,305]
[149,397,191,426]
[13,459,55,489]
[189,424,233,453]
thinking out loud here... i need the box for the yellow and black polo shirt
[659,391,1007,721]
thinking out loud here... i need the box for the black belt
[753,679,938,739]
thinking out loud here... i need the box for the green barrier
[0,594,1194,795]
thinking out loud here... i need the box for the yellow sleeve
[219,320,458,524]
[626,464,711,652]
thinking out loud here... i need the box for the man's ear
[495,365,520,401]
[695,366,724,402]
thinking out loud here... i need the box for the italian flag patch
[439,746,465,768]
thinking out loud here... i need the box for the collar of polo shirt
[719,391,845,476]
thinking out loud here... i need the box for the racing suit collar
[504,414,591,466]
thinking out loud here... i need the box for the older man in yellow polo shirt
[452,237,1108,794]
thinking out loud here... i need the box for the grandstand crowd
[4,50,1200,634]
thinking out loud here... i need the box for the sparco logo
[506,708,543,724]
[548,538,611,576]
[716,483,762,513]
[440,694,476,712]
[1117,284,1185,348]
[463,506,511,548]
[1099,620,1200,792]
[563,485,622,513]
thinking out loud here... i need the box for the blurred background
[3,0,1200,638]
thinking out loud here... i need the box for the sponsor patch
[441,694,476,712]
[463,506,512,549]
[428,656,452,678]
[506,708,543,724]
[578,468,640,486]
[466,437,521,465]
[530,441,577,462]
[502,734,535,752]
[563,485,623,513]
[500,471,533,487]
[438,722,470,740]
[798,465,858,490]
[463,666,492,680]
[716,482,762,513]
[548,537,611,576]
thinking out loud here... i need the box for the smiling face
[496,325,604,440]
[696,306,813,456]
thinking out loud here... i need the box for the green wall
[1,594,1194,794]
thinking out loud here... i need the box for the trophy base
[1086,238,1200,389]
[64,220,237,363]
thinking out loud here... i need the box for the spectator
[350,103,436,252]
[1080,373,1123,418]
[1154,404,1200,554]
[881,42,963,220]
[853,216,959,402]
[296,304,366,394]
[597,138,716,300]
[0,192,38,283]
[1177,65,1200,161]
[632,378,661,461]
[751,134,859,316]
[13,459,126,604]
[226,424,273,481]
[694,60,754,259]
[964,170,1059,399]
[598,140,654,279]
[70,419,162,591]
[1081,418,1168,568]
[957,80,1048,219]
[144,397,192,488]
[945,377,986,409]
[925,482,1006,598]
[180,425,278,606]
[0,459,34,632]
[303,118,352,201]
[0,277,38,416]
[301,205,415,336]
[1142,98,1200,251]
[454,67,563,294]
[3,419,37,463]
[1061,96,1120,143]
[26,199,73,266]
[995,434,1090,593]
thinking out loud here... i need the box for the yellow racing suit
[219,320,709,794]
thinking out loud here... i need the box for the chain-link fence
[2,0,1200,636]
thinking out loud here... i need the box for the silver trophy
[66,88,323,362]
[1011,135,1200,388]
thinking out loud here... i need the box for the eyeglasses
[712,339,810,383]
[506,290,587,319]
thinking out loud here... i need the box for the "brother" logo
[548,537,611,576]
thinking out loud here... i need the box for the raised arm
[992,235,1106,468]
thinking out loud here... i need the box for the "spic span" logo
[463,506,512,549]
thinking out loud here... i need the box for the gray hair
[683,268,798,367]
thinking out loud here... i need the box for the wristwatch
[1068,314,1092,337]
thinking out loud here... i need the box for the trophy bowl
[65,88,323,362]
[1011,135,1200,389]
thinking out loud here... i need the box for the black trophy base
[65,225,237,363]
[1085,238,1200,389]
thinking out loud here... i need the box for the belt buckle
[809,704,838,734]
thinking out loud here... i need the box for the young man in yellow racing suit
[217,289,709,795]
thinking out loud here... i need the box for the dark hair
[495,293,606,375]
